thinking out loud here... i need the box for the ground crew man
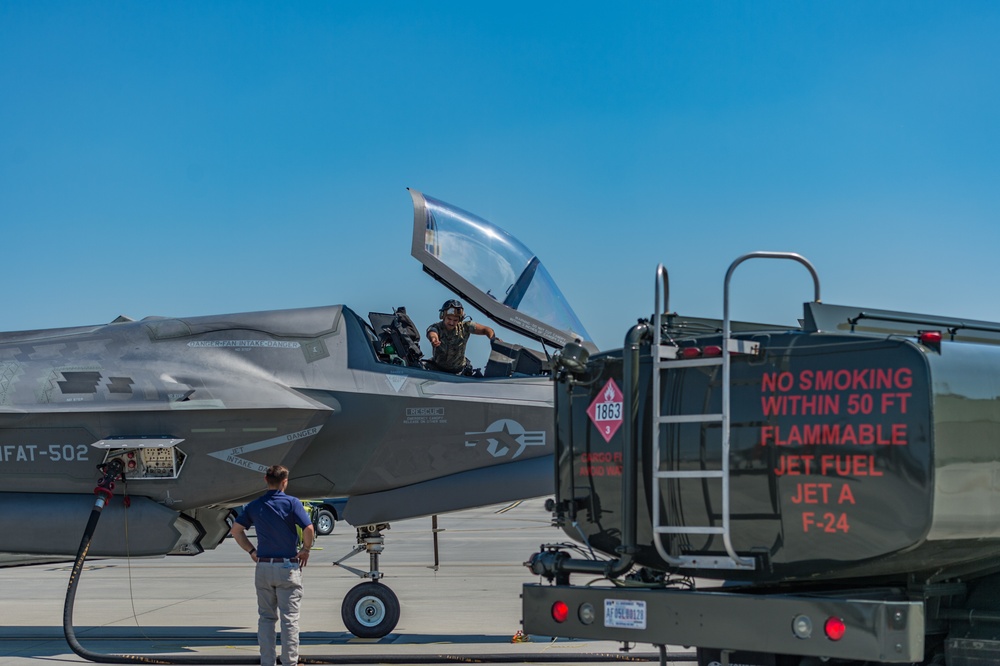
[230,465,314,666]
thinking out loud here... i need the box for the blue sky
[2,2,999,354]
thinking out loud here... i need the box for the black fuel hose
[63,467,685,664]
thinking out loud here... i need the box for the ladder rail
[650,264,670,566]
[651,253,821,571]
[719,252,821,567]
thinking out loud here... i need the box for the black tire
[341,582,400,638]
[315,509,335,535]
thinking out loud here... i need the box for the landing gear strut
[333,523,400,638]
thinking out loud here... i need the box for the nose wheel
[341,581,400,638]
[333,523,401,637]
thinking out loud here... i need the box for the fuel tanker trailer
[523,253,1000,666]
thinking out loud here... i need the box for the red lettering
[770,366,913,393]
[820,454,884,476]
[834,370,851,390]
[836,513,850,532]
[762,424,907,447]
[814,371,834,391]
[790,482,832,504]
[838,484,856,504]
[774,454,814,476]
[762,395,783,416]
[892,423,907,445]
[873,367,893,389]
[762,371,795,393]
[896,367,912,390]
[799,369,813,390]
[581,452,626,463]
[851,369,870,390]
[880,392,911,414]
[802,512,816,531]
[801,512,850,533]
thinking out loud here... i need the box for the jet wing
[409,189,596,351]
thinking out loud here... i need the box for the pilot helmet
[440,299,464,320]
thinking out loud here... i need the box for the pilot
[426,299,495,375]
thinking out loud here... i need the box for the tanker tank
[524,254,1000,665]
[553,313,1000,584]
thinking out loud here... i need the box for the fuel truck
[523,253,1000,666]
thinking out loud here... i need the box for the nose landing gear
[333,523,400,638]
[342,581,400,639]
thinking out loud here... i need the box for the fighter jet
[0,190,595,638]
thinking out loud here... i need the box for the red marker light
[551,601,570,623]
[703,345,723,357]
[679,347,702,359]
[919,331,943,346]
[824,616,846,641]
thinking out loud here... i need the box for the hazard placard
[587,378,624,443]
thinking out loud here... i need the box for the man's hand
[298,524,315,568]
[428,332,441,348]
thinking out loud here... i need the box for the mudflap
[946,637,1000,666]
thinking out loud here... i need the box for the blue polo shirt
[236,489,312,559]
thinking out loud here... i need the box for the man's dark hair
[265,465,289,486]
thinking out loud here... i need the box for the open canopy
[410,189,594,351]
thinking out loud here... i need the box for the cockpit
[357,190,596,378]
[410,190,593,351]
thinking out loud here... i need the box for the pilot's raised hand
[428,332,441,348]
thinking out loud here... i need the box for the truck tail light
[679,347,702,359]
[824,616,846,641]
[552,601,569,623]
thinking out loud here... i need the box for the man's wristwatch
[248,547,256,557]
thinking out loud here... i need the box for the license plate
[604,599,647,629]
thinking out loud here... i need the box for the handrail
[720,252,820,566]
[654,263,670,319]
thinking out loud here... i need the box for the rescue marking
[385,375,407,393]
[404,407,446,425]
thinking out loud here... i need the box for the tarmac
[0,498,695,665]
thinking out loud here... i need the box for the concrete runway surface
[0,498,694,665]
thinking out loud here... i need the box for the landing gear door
[409,189,596,352]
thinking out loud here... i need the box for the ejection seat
[368,307,425,368]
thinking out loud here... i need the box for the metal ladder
[650,252,821,570]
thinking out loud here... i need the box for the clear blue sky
[2,2,999,353]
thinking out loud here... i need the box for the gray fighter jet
[0,190,595,637]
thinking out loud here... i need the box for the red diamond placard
[587,378,624,443]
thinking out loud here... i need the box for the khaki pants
[255,561,303,666]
